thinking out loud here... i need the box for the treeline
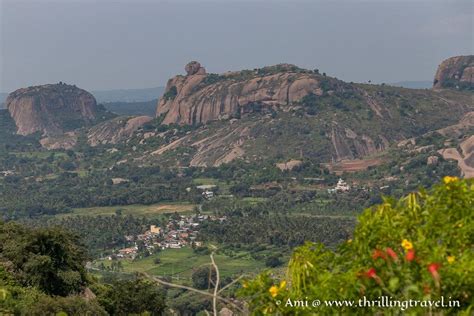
[0,169,196,219]
[24,214,154,256]
[200,213,354,248]
[0,220,167,315]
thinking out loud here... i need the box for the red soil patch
[323,158,383,175]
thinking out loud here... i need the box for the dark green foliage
[163,86,178,100]
[33,214,153,256]
[192,266,217,290]
[93,277,166,315]
[103,99,158,116]
[167,290,211,315]
[200,213,353,248]
[0,110,42,152]
[0,221,88,296]
[201,73,223,85]
[24,295,107,316]
[265,255,283,267]
[0,161,194,219]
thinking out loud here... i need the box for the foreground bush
[240,177,473,315]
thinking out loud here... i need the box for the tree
[95,278,166,316]
[192,266,217,290]
[265,256,283,268]
[0,223,88,296]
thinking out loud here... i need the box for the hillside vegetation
[241,178,473,315]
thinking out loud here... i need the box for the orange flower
[405,249,415,262]
[427,263,441,286]
[386,247,398,261]
[372,249,386,260]
[428,263,440,274]
[365,268,377,279]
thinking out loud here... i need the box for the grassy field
[12,151,67,159]
[94,247,265,282]
[58,202,196,218]
[192,177,231,193]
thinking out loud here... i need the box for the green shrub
[240,177,473,315]
[163,86,178,101]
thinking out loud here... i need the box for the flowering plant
[239,178,473,315]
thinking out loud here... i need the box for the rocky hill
[145,62,473,167]
[433,55,474,90]
[6,83,100,135]
[156,61,349,125]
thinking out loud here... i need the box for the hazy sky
[0,0,472,92]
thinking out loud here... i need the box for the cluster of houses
[327,178,351,193]
[187,184,216,200]
[0,170,14,177]
[327,178,391,194]
[113,214,226,260]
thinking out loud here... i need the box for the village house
[328,178,350,193]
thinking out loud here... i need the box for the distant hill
[1,87,164,108]
[433,55,474,91]
[91,87,164,103]
[103,99,158,116]
[389,81,432,89]
[130,60,473,168]
[5,83,103,136]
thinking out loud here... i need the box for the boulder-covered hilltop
[145,61,474,167]
[6,83,100,135]
[433,55,474,90]
[156,61,351,125]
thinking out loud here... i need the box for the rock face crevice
[156,62,342,125]
[6,83,99,136]
[433,55,474,90]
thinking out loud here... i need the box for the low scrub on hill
[240,177,473,315]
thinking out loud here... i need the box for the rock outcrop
[40,132,78,150]
[88,115,153,146]
[6,83,99,135]
[433,55,474,90]
[156,62,347,125]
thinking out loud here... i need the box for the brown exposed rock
[427,155,439,165]
[438,140,474,179]
[156,63,344,125]
[40,132,78,150]
[330,124,386,161]
[88,116,153,146]
[6,83,99,135]
[433,55,474,90]
[276,160,303,171]
[185,61,206,76]
[323,158,383,175]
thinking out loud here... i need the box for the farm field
[59,202,196,218]
[93,247,267,282]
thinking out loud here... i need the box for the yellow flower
[401,239,413,251]
[447,256,455,264]
[242,282,248,288]
[269,285,279,297]
[279,280,286,289]
[443,176,458,184]
[347,239,353,244]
